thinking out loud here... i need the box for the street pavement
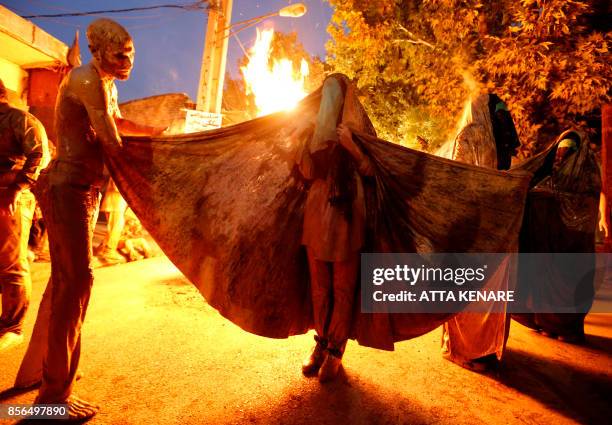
[0,257,610,424]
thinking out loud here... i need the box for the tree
[326,0,611,153]
[478,0,610,153]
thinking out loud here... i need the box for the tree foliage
[326,0,611,153]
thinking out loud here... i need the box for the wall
[0,56,27,108]
[27,68,66,142]
[119,93,194,134]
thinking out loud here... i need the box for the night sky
[2,1,334,102]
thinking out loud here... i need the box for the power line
[22,1,209,19]
[25,0,169,21]
[25,0,81,14]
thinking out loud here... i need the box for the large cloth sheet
[101,85,533,350]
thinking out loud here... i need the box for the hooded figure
[514,129,602,342]
[297,74,375,382]
[442,93,521,371]
[450,93,520,170]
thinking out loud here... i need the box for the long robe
[100,84,533,350]
[513,130,600,338]
[440,94,513,363]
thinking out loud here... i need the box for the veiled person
[514,129,605,343]
[296,75,375,382]
[441,93,521,371]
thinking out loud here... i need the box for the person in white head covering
[442,93,520,371]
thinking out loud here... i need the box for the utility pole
[196,0,233,114]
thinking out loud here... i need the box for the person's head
[87,18,134,80]
[554,131,581,166]
[0,78,8,104]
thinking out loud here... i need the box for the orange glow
[241,28,309,117]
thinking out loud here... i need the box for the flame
[241,28,309,117]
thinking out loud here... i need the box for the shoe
[0,332,24,351]
[318,349,342,383]
[302,336,327,376]
[462,354,499,373]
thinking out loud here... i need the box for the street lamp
[197,2,307,114]
[279,3,307,17]
[227,3,307,38]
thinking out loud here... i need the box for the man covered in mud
[20,18,164,420]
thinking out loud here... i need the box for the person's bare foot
[65,395,99,421]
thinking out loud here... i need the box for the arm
[77,76,123,151]
[337,123,374,176]
[0,113,50,216]
[13,113,50,191]
[297,145,315,181]
[115,117,166,137]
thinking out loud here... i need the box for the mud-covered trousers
[33,177,100,403]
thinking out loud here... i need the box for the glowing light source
[278,4,307,18]
[241,28,309,117]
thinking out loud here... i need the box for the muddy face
[98,40,135,80]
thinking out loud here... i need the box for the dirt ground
[0,257,610,425]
